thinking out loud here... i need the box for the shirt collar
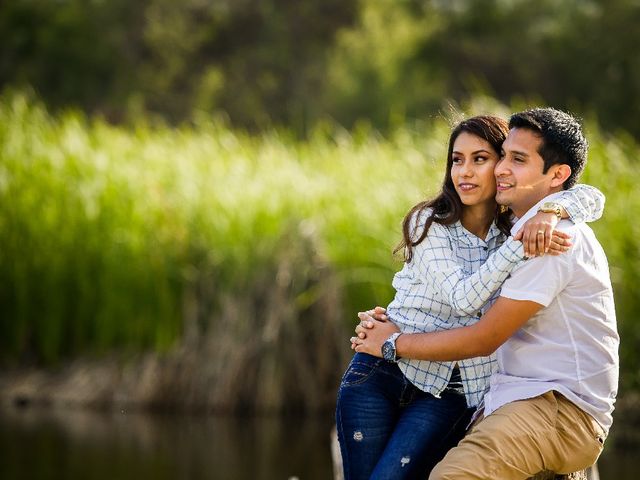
[453,219,503,246]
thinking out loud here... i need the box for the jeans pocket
[340,353,382,387]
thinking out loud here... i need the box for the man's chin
[495,194,511,206]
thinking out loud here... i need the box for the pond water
[0,406,635,479]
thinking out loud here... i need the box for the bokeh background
[1,1,639,479]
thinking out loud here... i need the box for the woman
[335,115,604,480]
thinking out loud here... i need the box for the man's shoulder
[566,221,604,251]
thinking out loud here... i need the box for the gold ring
[537,230,544,235]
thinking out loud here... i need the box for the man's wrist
[538,202,563,220]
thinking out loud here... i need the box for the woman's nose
[460,161,473,176]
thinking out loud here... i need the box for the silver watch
[381,332,402,362]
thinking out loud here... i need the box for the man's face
[495,128,557,218]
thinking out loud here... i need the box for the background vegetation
[0,94,638,412]
[1,0,639,411]
[2,0,640,137]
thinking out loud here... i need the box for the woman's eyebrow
[452,149,492,155]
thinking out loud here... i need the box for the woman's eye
[452,157,462,164]
[475,156,487,162]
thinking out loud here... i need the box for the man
[352,108,619,479]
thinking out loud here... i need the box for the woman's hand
[514,211,572,257]
[350,306,388,345]
[350,310,400,357]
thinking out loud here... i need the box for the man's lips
[496,181,513,191]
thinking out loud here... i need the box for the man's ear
[550,164,571,188]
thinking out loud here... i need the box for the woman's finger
[525,230,532,257]
[529,230,539,257]
[537,229,548,256]
[543,228,552,253]
[553,230,571,239]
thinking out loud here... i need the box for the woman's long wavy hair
[395,115,513,262]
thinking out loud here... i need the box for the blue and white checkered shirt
[385,184,605,407]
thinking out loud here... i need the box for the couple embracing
[336,108,618,480]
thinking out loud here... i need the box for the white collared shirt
[483,194,619,432]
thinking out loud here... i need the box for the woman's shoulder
[409,208,454,241]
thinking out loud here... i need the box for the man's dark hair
[508,108,588,189]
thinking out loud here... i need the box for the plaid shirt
[386,184,605,407]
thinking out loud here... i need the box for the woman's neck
[461,203,495,240]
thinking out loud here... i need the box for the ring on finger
[537,230,544,235]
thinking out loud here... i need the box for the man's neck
[511,187,563,219]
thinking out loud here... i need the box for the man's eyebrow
[504,149,530,157]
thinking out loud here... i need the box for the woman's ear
[550,164,571,188]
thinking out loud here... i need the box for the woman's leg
[336,353,405,480]
[369,388,474,480]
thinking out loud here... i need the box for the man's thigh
[554,393,605,473]
[429,391,598,480]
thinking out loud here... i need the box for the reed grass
[1,92,638,401]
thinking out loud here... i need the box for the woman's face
[450,131,499,207]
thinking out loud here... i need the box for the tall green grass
[1,93,639,393]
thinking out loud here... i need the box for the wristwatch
[538,201,562,220]
[381,332,402,363]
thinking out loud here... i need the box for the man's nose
[495,159,508,177]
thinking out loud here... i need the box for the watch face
[382,341,394,361]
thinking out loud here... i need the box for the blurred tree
[323,0,446,130]
[415,0,640,136]
[0,0,358,132]
[1,0,640,137]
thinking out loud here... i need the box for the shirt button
[483,246,488,251]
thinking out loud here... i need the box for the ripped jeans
[336,353,474,480]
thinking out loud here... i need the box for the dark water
[0,405,636,480]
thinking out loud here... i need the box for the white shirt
[483,194,619,432]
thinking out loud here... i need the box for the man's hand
[514,211,572,257]
[350,311,400,357]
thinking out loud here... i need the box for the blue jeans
[336,353,474,480]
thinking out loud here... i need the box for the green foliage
[0,0,358,132]
[2,0,640,138]
[0,93,638,394]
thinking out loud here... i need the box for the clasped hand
[350,306,400,357]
